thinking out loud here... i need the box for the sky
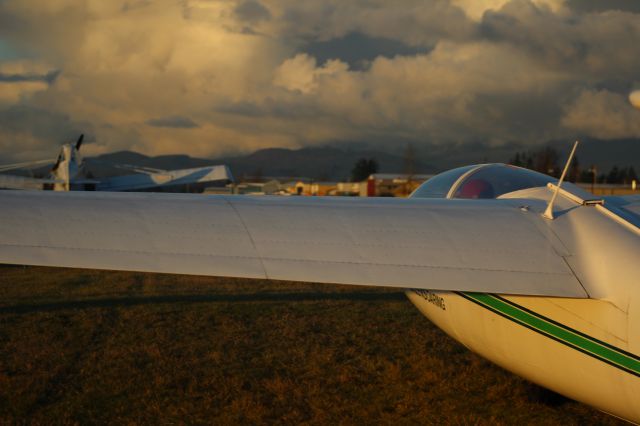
[0,0,639,161]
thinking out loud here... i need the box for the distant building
[577,182,638,196]
[287,181,338,196]
[336,182,366,197]
[203,173,436,197]
[204,179,287,196]
[365,173,434,197]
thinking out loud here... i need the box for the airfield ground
[0,265,625,424]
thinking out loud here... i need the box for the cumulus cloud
[452,0,566,20]
[0,0,638,161]
[273,54,349,94]
[265,41,572,145]
[562,90,640,139]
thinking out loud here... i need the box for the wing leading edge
[0,191,587,297]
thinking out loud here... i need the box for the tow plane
[0,145,638,422]
[0,134,233,192]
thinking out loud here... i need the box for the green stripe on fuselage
[459,292,640,377]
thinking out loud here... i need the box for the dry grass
[0,266,625,425]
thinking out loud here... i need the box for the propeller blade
[51,154,62,172]
[75,134,84,150]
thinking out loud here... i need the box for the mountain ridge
[6,140,631,181]
[84,139,638,181]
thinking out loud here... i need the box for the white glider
[0,163,638,422]
[0,134,232,192]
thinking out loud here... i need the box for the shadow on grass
[0,291,408,314]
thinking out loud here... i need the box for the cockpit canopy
[411,164,555,200]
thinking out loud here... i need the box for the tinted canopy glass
[453,164,555,199]
[411,164,555,200]
[410,165,477,199]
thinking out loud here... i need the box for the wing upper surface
[0,191,587,297]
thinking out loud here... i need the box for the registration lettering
[414,290,446,311]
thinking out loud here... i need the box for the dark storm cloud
[567,0,640,14]
[0,2,88,65]
[234,0,271,23]
[302,32,431,70]
[479,2,640,80]
[146,116,199,129]
[0,105,73,136]
[479,4,589,66]
[470,91,566,137]
[278,0,476,46]
[0,69,60,84]
[0,104,87,158]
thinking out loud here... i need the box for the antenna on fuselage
[543,140,579,220]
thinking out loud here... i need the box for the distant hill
[3,137,636,186]
[85,147,435,181]
[375,139,640,173]
[45,139,640,181]
[213,147,434,181]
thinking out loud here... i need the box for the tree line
[509,147,637,185]
[350,145,637,185]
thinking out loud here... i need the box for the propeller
[51,154,63,172]
[75,134,84,150]
[52,134,83,171]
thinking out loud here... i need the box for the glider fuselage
[408,291,639,421]
[407,187,640,422]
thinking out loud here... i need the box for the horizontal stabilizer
[0,174,58,190]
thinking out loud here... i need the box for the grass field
[0,265,625,425]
